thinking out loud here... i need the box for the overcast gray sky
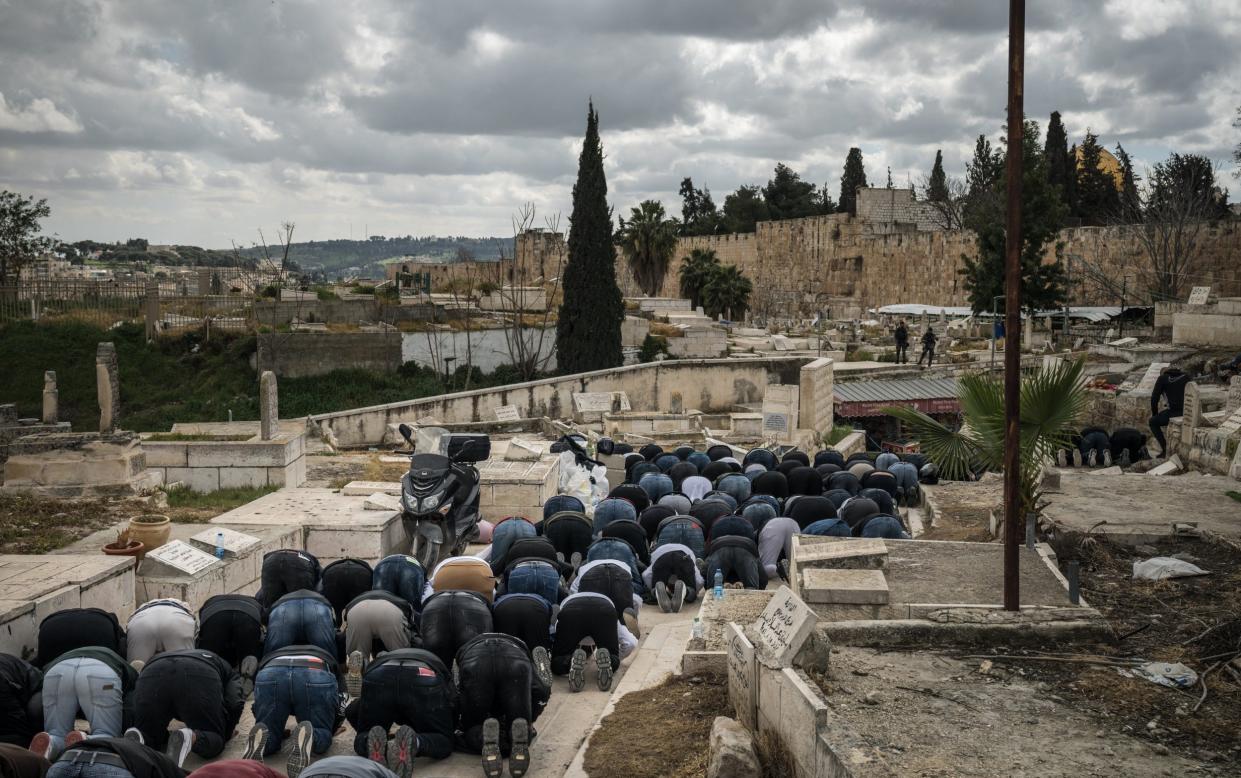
[2,0,1237,248]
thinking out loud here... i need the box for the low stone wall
[144,434,307,492]
[1172,302,1241,348]
[312,356,810,448]
[254,299,440,326]
[257,332,403,378]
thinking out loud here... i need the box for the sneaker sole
[28,733,51,760]
[388,725,415,778]
[242,725,268,761]
[672,580,686,613]
[287,723,313,778]
[510,718,530,778]
[568,648,587,692]
[367,726,387,764]
[532,646,553,688]
[654,582,671,612]
[346,650,365,699]
[166,729,193,767]
[481,718,503,778]
[596,647,614,692]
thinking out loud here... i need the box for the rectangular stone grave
[341,480,401,496]
[572,392,631,423]
[188,527,261,558]
[795,537,888,570]
[753,585,818,667]
[725,622,757,730]
[802,568,890,605]
[141,540,220,577]
[494,405,522,422]
[1218,408,1241,436]
[1128,362,1170,397]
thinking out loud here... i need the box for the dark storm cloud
[0,0,1235,244]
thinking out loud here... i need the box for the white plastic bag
[1132,557,1210,581]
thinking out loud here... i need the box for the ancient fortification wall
[517,187,1240,317]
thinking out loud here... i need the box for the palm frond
[884,405,984,481]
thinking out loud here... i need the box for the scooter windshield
[415,426,451,456]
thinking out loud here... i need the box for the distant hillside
[235,235,510,277]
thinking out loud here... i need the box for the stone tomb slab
[572,392,631,423]
[793,536,888,570]
[802,568,890,605]
[341,480,401,496]
[209,488,404,562]
[725,622,757,730]
[138,522,301,608]
[753,585,819,667]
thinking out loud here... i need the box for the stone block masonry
[144,433,307,492]
[257,332,402,378]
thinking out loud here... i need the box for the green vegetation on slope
[0,321,533,432]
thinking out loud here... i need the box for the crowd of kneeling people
[0,442,932,778]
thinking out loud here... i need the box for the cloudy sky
[2,0,1238,248]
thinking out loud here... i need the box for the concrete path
[184,600,701,777]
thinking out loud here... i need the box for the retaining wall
[256,332,403,378]
[312,357,810,448]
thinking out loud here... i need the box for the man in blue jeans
[32,647,137,762]
[264,590,337,657]
[370,555,425,610]
[502,559,562,604]
[247,644,342,778]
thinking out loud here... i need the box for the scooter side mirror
[398,423,414,445]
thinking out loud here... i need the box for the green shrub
[638,334,669,363]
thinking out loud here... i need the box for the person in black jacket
[455,633,550,778]
[0,742,49,778]
[33,647,138,761]
[1149,367,1190,453]
[894,319,909,364]
[131,648,244,766]
[345,647,456,776]
[258,550,321,612]
[0,653,42,747]
[917,327,937,368]
[35,609,125,669]
[247,645,342,778]
[195,594,263,684]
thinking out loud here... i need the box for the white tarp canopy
[872,304,1146,323]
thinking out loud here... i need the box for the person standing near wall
[893,320,909,364]
[917,327,937,368]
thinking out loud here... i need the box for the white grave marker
[725,622,757,729]
[753,585,818,667]
[494,405,522,422]
[189,527,261,558]
[143,540,219,576]
[1187,286,1211,305]
[1129,362,1170,397]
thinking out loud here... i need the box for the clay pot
[127,514,171,551]
[103,540,145,558]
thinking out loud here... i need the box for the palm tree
[617,200,680,297]
[678,248,720,309]
[884,358,1087,517]
[701,264,753,320]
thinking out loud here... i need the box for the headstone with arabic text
[188,527,262,558]
[1187,286,1211,305]
[140,540,220,578]
[753,585,818,667]
[725,622,757,729]
[494,405,522,422]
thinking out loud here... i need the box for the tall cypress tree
[556,102,623,373]
[927,150,948,202]
[1044,111,1070,204]
[1114,143,1142,221]
[838,147,868,215]
[1064,143,1079,217]
[1076,130,1120,225]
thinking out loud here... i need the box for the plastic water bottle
[713,570,724,600]
[214,532,226,560]
[691,617,704,641]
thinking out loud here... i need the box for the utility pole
[1002,0,1026,612]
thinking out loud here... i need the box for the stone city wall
[256,332,402,378]
[561,202,1241,318]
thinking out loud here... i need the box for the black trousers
[346,661,455,760]
[1150,409,1174,450]
[542,519,593,567]
[320,560,373,622]
[576,565,632,620]
[895,344,907,363]
[551,599,620,674]
[917,346,935,366]
[419,593,493,668]
[133,658,235,758]
[36,610,123,668]
[456,637,546,755]
[705,546,764,590]
[259,551,320,612]
[1079,431,1110,461]
[650,551,698,603]
[493,597,552,653]
[197,600,263,668]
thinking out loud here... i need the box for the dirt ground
[305,452,407,489]
[809,648,1213,777]
[583,672,727,778]
[1026,533,1241,765]
[920,474,1002,541]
